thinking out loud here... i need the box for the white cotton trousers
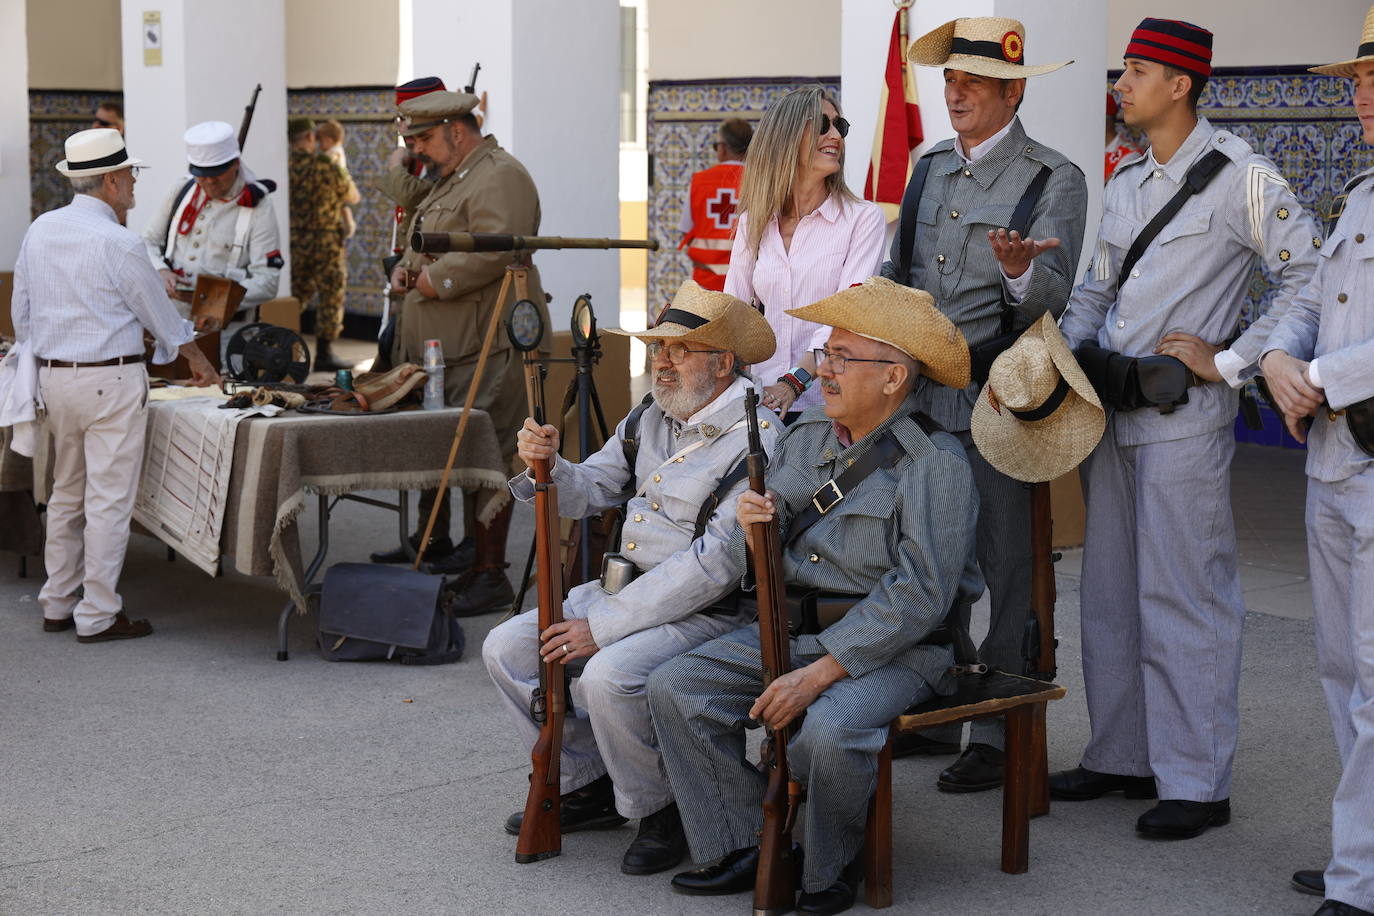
[37,364,148,636]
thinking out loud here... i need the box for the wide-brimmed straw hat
[908,17,1072,79]
[970,313,1105,483]
[609,280,776,365]
[1311,3,1374,77]
[56,128,143,177]
[784,276,969,390]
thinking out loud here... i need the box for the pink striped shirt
[725,195,886,411]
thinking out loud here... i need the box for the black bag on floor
[318,563,464,665]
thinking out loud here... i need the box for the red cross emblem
[706,188,738,230]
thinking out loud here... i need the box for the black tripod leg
[508,532,538,621]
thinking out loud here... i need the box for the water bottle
[423,339,444,410]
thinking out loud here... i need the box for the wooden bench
[862,670,1066,908]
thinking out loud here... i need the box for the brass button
[808,554,820,563]
[650,501,660,511]
[653,473,661,483]
[950,210,960,219]
[674,456,684,463]
[1277,207,1290,220]
[936,254,947,264]
[1131,269,1140,278]
[846,458,854,467]
[1153,169,1164,179]
[760,420,770,430]
[1338,293,1349,303]
[626,542,637,550]
[633,513,643,523]
[1279,249,1291,262]
[1357,233,1367,243]
[1117,319,1126,329]
[963,168,972,177]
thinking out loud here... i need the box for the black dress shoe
[672,846,761,896]
[43,617,75,633]
[443,566,515,617]
[1314,900,1374,916]
[421,537,476,575]
[1049,766,1158,801]
[621,803,688,875]
[891,732,961,758]
[312,339,355,372]
[797,857,862,915]
[1136,799,1230,839]
[504,773,626,836]
[369,533,460,565]
[1293,869,1327,896]
[937,742,1004,793]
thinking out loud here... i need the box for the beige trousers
[37,364,148,636]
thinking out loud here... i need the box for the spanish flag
[863,8,923,222]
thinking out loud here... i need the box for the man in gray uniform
[484,282,779,877]
[1054,18,1320,841]
[650,278,983,914]
[881,15,1088,790]
[1247,11,1374,913]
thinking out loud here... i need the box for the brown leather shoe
[77,612,153,643]
[43,617,75,633]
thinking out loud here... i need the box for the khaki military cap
[399,91,481,137]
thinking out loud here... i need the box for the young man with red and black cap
[1055,19,1321,840]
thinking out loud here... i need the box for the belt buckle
[811,479,844,515]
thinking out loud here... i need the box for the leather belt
[42,354,145,369]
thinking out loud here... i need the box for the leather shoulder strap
[785,426,907,546]
[1118,149,1229,291]
[161,179,197,261]
[997,165,1052,333]
[897,151,938,283]
[693,456,753,540]
[620,392,655,472]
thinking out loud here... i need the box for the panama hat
[970,312,1105,483]
[1311,3,1374,77]
[785,276,969,390]
[56,128,142,178]
[908,17,1072,79]
[610,280,776,365]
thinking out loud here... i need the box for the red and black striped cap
[1125,18,1213,79]
[395,77,447,106]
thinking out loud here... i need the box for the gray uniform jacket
[881,118,1088,432]
[725,394,984,693]
[1058,117,1320,446]
[1260,166,1374,483]
[510,377,780,648]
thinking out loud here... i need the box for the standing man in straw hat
[1055,19,1320,841]
[1241,9,1374,912]
[651,277,983,913]
[484,281,779,876]
[10,129,219,642]
[386,89,546,613]
[142,121,283,318]
[881,15,1088,793]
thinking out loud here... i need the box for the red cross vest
[680,162,744,291]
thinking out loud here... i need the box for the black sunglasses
[93,116,117,128]
[817,113,850,139]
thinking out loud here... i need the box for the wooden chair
[861,670,1066,908]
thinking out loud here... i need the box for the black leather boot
[368,531,462,565]
[1136,799,1231,839]
[797,855,863,915]
[313,338,353,372]
[504,773,626,835]
[443,501,514,616]
[1049,766,1158,801]
[621,803,688,875]
[937,742,1004,793]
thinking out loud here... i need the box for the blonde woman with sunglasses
[725,86,885,420]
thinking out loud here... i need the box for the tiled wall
[646,76,841,313]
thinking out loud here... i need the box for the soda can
[335,369,354,391]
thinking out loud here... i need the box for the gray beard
[653,370,718,422]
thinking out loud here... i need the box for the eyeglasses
[93,117,118,129]
[646,341,724,364]
[128,166,145,178]
[812,347,895,375]
[813,113,850,139]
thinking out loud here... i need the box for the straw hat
[784,276,969,389]
[1311,3,1374,77]
[609,280,776,365]
[56,128,143,177]
[908,17,1071,79]
[970,312,1105,483]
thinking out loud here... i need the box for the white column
[120,0,290,292]
[0,0,32,267]
[842,0,1107,276]
[410,0,620,332]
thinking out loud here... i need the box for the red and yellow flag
[863,7,923,222]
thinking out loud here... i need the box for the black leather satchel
[1075,344,1191,413]
[1345,397,1374,457]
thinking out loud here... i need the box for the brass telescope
[411,231,660,254]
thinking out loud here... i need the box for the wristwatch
[778,366,813,397]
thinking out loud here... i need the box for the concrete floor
[0,375,1340,914]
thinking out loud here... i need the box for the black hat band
[655,308,709,330]
[950,36,1018,64]
[1360,40,1374,57]
[67,147,128,171]
[1009,377,1071,422]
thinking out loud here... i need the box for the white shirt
[12,194,195,364]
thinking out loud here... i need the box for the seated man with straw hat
[649,277,983,915]
[483,280,780,878]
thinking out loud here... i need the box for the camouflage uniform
[288,149,353,342]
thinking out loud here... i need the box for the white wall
[1110,0,1369,67]
[120,0,290,296]
[2,0,32,266]
[285,0,400,87]
[648,0,840,80]
[27,0,122,89]
[411,0,620,333]
[843,0,1107,278]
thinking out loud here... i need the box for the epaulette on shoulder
[237,180,276,207]
[1343,167,1374,195]
[1208,128,1255,165]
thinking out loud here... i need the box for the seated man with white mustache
[483,280,781,877]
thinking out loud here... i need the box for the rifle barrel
[412,231,660,254]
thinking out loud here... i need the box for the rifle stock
[1026,481,1057,681]
[745,388,799,915]
[515,388,566,863]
